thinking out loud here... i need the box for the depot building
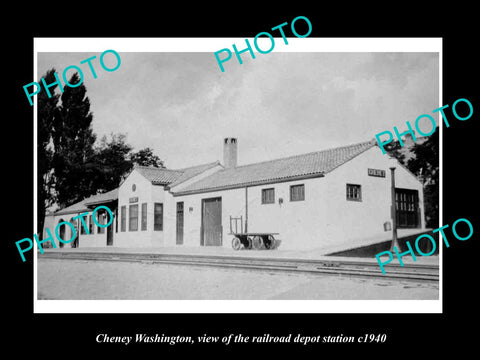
[45,138,426,252]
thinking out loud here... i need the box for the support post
[245,186,248,233]
[390,167,399,252]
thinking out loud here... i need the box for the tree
[130,147,165,168]
[89,141,166,193]
[51,72,97,208]
[90,133,133,192]
[406,131,439,228]
[37,69,60,238]
[38,71,167,224]
[384,132,439,228]
[406,131,439,183]
[384,140,406,165]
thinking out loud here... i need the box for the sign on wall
[368,168,386,178]
[129,197,138,203]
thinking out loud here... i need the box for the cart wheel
[245,236,252,249]
[266,235,276,249]
[252,235,264,250]
[232,237,242,250]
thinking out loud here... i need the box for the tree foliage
[384,140,406,165]
[384,132,439,228]
[130,147,165,168]
[406,131,439,185]
[37,69,166,226]
[406,131,439,228]
[89,136,166,192]
[37,69,60,235]
[91,133,133,192]
[51,72,97,208]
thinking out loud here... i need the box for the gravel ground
[37,258,438,300]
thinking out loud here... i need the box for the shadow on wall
[326,230,439,257]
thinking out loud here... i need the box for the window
[346,184,362,201]
[115,208,118,233]
[154,203,163,231]
[141,203,147,231]
[89,215,94,234]
[290,184,305,201]
[80,216,87,235]
[120,206,126,232]
[129,204,138,231]
[97,210,105,234]
[261,188,275,204]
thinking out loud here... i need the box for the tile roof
[174,140,377,195]
[55,188,119,216]
[52,142,377,213]
[169,161,222,187]
[53,162,219,216]
[134,161,220,186]
[134,166,184,185]
[84,188,119,206]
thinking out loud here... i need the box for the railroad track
[39,251,439,282]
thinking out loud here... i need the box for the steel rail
[39,251,439,282]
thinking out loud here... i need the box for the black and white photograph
[7,6,479,355]
[33,39,441,311]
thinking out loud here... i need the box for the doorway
[107,221,113,245]
[395,188,420,228]
[176,202,184,245]
[58,219,65,248]
[201,197,222,246]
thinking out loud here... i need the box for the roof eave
[172,172,325,197]
[54,207,89,216]
[84,198,118,207]
[152,182,169,186]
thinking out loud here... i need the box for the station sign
[368,168,386,178]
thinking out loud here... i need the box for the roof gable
[134,166,184,185]
[174,140,376,195]
[133,161,221,186]
[169,161,222,187]
[55,188,119,216]
[53,162,219,216]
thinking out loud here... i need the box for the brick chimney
[223,137,238,168]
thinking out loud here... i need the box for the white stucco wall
[171,146,425,252]
[43,146,426,252]
[48,210,109,249]
[173,177,328,250]
[115,170,166,247]
[246,178,328,250]
[162,191,178,247]
[323,146,425,251]
[163,164,225,246]
[173,188,246,247]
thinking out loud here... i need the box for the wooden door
[201,197,222,246]
[107,221,113,245]
[176,202,184,245]
[395,188,420,228]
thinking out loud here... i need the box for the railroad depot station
[43,137,427,254]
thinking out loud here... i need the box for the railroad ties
[40,251,439,283]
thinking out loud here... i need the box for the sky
[37,47,439,169]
